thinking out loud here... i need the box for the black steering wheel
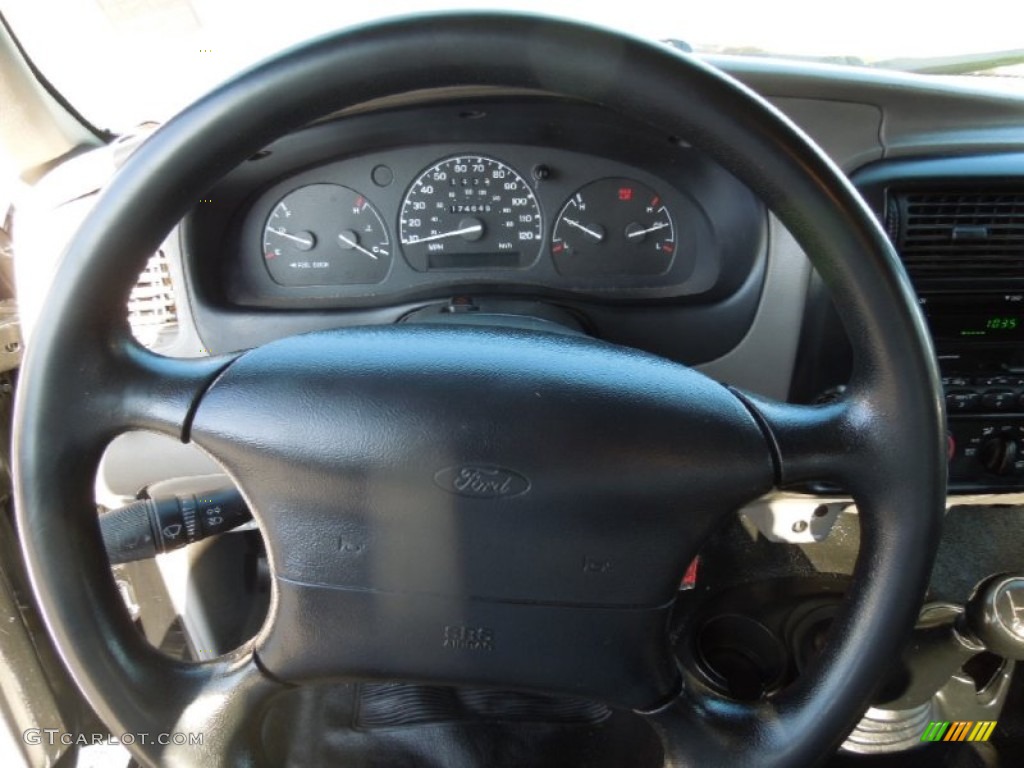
[13,13,945,767]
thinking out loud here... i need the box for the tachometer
[263,184,391,286]
[399,155,542,270]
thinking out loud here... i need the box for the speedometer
[399,155,542,270]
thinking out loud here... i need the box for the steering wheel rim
[12,12,945,767]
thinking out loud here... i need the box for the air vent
[128,251,178,348]
[891,191,1024,278]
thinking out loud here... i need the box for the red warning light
[681,556,700,589]
[618,187,633,201]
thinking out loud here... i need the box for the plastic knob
[979,437,1020,476]
[964,574,1024,660]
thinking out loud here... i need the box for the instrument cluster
[187,99,765,354]
[200,99,765,310]
[238,140,729,305]
[259,149,685,288]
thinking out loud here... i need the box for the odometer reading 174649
[399,155,542,271]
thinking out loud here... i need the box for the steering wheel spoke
[72,640,282,768]
[111,340,238,439]
[736,392,859,490]
[140,652,283,768]
[19,324,236,446]
[738,370,946,500]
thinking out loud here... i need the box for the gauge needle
[268,227,314,248]
[337,232,379,260]
[405,223,483,244]
[563,218,604,241]
[626,221,669,239]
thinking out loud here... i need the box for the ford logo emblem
[434,466,531,499]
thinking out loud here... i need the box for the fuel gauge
[551,178,676,277]
[263,184,391,286]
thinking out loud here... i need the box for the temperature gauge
[551,178,676,277]
[263,184,391,286]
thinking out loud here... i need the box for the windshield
[3,0,1024,134]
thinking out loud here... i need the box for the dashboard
[15,58,1024,496]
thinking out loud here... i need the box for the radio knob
[979,436,1022,476]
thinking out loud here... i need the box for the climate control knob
[979,437,1022,476]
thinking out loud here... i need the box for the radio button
[976,376,1024,387]
[946,391,981,412]
[942,376,970,388]
[981,390,1017,411]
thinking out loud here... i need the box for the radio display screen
[928,313,1024,341]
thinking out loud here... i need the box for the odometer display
[399,155,542,271]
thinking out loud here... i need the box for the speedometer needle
[404,223,483,244]
[563,218,604,242]
[626,221,669,239]
[337,231,379,260]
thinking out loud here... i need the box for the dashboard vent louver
[128,251,178,348]
[891,191,1024,278]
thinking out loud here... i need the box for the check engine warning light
[617,186,634,201]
